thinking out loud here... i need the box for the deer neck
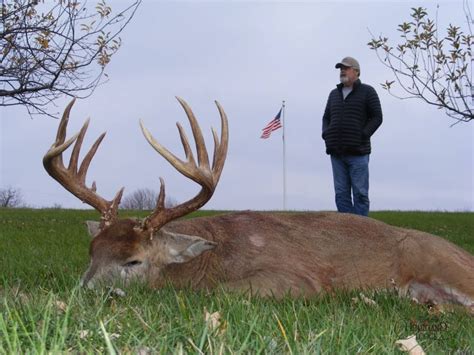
[146,229,217,289]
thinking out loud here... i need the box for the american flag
[260,108,282,139]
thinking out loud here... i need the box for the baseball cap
[335,57,360,71]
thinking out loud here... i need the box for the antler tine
[212,100,229,182]
[156,177,166,211]
[55,98,76,146]
[78,132,106,184]
[139,117,212,188]
[45,99,79,166]
[44,132,80,162]
[139,120,191,178]
[43,99,124,228]
[176,96,210,170]
[140,178,166,234]
[211,127,219,172]
[68,117,90,174]
[103,187,125,225]
[176,122,194,162]
[139,97,229,232]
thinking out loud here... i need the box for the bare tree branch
[368,6,473,124]
[0,0,141,117]
[0,186,24,207]
[121,188,177,211]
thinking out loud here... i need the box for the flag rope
[282,100,286,210]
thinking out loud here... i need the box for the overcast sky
[1,0,473,212]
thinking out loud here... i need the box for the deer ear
[161,230,216,264]
[85,221,101,238]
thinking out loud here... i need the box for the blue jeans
[330,154,370,216]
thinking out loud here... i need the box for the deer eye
[123,260,142,268]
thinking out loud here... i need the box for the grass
[0,208,473,353]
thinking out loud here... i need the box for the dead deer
[43,98,474,310]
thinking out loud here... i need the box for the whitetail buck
[44,98,474,310]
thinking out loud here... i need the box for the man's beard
[340,75,349,84]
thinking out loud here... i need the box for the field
[1,209,473,353]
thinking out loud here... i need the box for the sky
[1,0,473,212]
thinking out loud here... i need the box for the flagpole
[281,100,287,210]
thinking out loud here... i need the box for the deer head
[43,97,228,288]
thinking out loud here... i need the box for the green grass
[1,209,473,353]
[371,211,474,253]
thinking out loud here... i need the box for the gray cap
[335,57,360,71]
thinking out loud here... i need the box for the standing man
[322,57,383,216]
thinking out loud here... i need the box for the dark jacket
[322,79,382,155]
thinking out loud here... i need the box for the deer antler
[43,98,124,228]
[139,96,229,232]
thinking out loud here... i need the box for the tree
[121,188,177,210]
[0,186,24,207]
[0,0,141,117]
[368,3,473,124]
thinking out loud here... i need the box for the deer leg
[397,232,474,311]
[406,280,474,308]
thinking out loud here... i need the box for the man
[322,56,382,216]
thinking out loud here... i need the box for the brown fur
[82,211,474,308]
